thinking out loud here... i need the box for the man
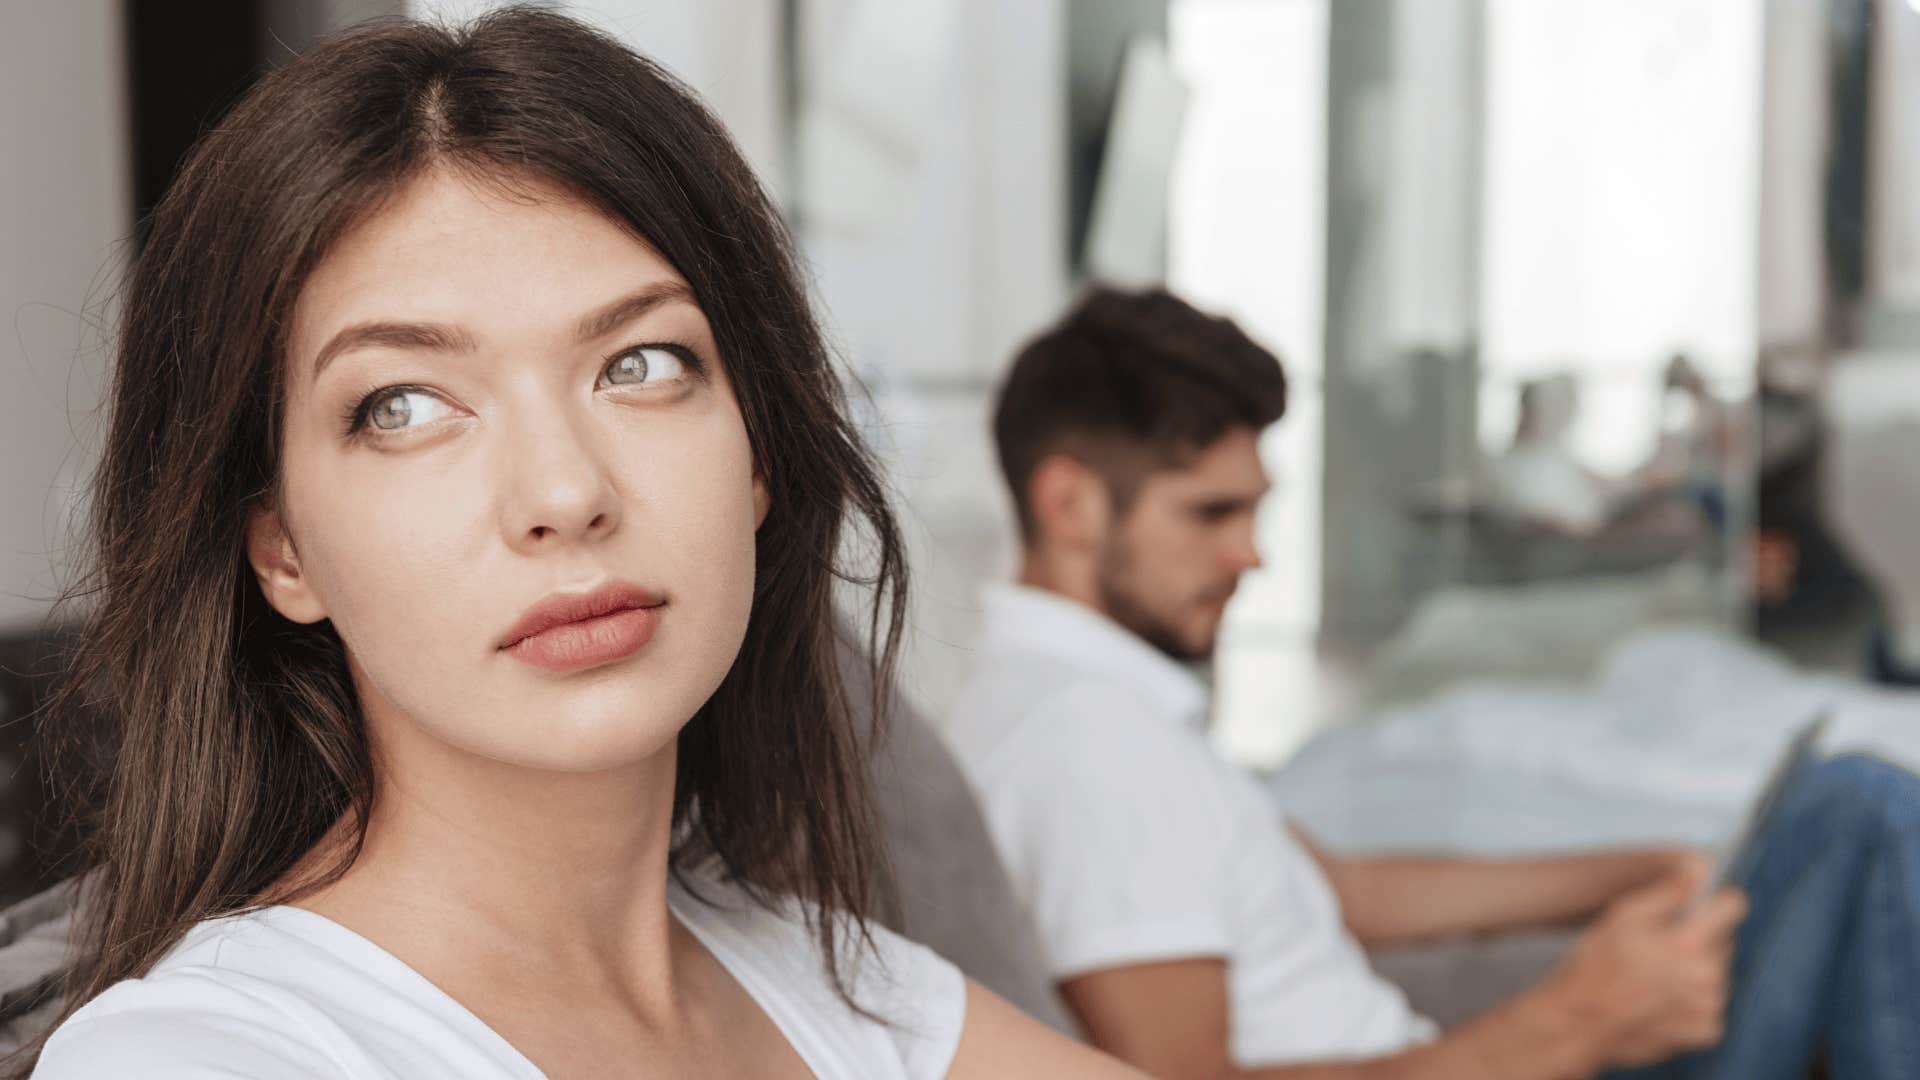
[948,286,1920,1078]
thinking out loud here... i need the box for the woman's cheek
[297,463,489,664]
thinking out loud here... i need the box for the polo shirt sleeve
[985,688,1239,981]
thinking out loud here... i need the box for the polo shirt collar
[977,582,1210,727]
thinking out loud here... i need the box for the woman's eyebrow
[311,321,477,385]
[306,281,699,387]
[571,280,698,343]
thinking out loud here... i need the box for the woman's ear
[752,466,772,530]
[245,504,328,624]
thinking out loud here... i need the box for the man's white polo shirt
[946,583,1437,1067]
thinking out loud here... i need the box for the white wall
[796,0,1069,385]
[0,2,130,634]
[1869,0,1920,310]
[1758,0,1830,352]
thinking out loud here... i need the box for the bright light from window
[1479,0,1762,473]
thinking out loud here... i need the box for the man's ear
[245,504,328,624]
[1027,454,1111,551]
[751,466,772,530]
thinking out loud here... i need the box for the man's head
[993,287,1287,659]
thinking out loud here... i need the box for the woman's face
[251,166,766,773]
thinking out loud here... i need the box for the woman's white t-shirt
[35,877,967,1079]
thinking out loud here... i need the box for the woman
[24,9,1129,1077]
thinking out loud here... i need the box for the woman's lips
[498,582,665,674]
[503,605,660,672]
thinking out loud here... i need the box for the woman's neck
[288,710,688,1015]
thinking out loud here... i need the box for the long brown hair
[22,6,906,1065]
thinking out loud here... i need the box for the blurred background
[7,0,1920,897]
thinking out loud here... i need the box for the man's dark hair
[992,286,1288,540]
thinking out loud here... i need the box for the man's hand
[1536,855,1747,1070]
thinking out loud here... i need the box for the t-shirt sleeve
[34,976,339,1079]
[985,691,1239,980]
[855,922,968,1080]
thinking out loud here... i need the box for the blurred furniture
[841,637,1076,1033]
[0,631,82,909]
[1405,500,1709,593]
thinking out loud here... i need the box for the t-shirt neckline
[249,885,824,1080]
[250,904,548,1078]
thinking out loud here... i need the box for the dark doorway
[123,0,266,234]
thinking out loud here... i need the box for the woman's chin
[448,713,687,776]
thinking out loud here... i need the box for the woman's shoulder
[35,913,351,1078]
[34,908,538,1079]
[670,874,969,1080]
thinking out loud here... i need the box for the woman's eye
[366,389,454,431]
[601,346,689,388]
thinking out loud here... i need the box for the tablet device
[1712,711,1831,892]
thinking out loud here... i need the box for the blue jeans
[1606,754,1920,1079]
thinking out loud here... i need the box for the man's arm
[1059,869,1745,1080]
[1063,958,1598,1080]
[1294,826,1694,949]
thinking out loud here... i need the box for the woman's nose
[498,407,623,552]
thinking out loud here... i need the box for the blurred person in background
[947,285,1920,1079]
[20,10,1136,1079]
[1485,371,1711,545]
[1487,374,1618,536]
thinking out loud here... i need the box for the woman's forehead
[288,166,695,375]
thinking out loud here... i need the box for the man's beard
[1095,536,1217,662]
